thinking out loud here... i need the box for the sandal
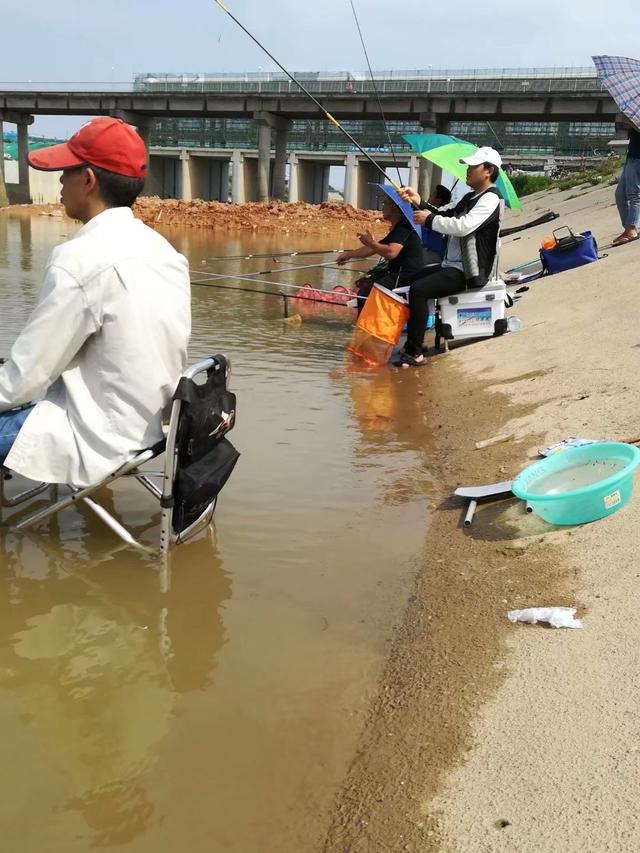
[611,234,639,247]
[394,352,428,368]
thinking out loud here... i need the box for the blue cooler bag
[540,226,598,275]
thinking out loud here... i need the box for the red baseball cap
[28,117,147,179]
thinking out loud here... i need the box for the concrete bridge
[147,147,418,207]
[8,145,611,208]
[0,68,625,205]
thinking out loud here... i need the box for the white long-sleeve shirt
[432,189,501,271]
[0,207,191,486]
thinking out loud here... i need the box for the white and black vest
[424,187,503,288]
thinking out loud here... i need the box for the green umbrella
[403,134,521,210]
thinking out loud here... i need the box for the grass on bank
[510,156,623,197]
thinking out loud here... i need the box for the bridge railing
[0,67,606,96]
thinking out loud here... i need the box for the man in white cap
[0,117,191,486]
[397,147,504,367]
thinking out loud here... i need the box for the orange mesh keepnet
[347,284,409,366]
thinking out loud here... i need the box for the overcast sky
[4,0,640,136]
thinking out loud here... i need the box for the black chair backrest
[171,355,240,535]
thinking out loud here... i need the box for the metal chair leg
[81,495,151,552]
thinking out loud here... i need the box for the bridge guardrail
[0,70,606,97]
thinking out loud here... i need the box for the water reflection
[0,211,432,853]
[18,215,32,272]
[0,525,230,850]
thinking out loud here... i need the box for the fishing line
[348,0,403,187]
[211,0,400,189]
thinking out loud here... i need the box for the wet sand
[323,180,640,851]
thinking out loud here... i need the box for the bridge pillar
[344,154,381,209]
[287,152,299,202]
[15,118,32,204]
[231,151,258,203]
[113,110,154,143]
[344,152,358,206]
[416,113,450,198]
[0,112,35,205]
[408,154,419,191]
[357,162,379,210]
[257,120,271,203]
[231,149,244,203]
[147,154,181,198]
[180,150,192,201]
[254,112,291,201]
[273,120,291,200]
[188,156,230,201]
[296,159,330,204]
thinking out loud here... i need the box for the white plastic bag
[507,607,582,629]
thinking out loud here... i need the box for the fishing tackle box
[435,280,509,344]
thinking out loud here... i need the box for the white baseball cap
[460,146,502,169]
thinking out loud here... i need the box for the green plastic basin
[512,442,640,525]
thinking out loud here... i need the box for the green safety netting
[2,138,61,161]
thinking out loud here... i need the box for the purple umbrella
[593,55,640,130]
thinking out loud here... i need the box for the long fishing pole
[191,277,360,306]
[201,260,366,276]
[205,249,345,263]
[212,0,401,190]
[348,0,403,187]
[192,268,363,292]
[277,260,367,273]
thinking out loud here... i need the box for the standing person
[613,125,640,246]
[397,147,504,367]
[337,184,423,314]
[0,117,191,487]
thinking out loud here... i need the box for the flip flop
[611,235,639,248]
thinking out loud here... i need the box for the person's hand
[413,209,431,226]
[337,251,353,265]
[357,231,375,248]
[398,186,421,206]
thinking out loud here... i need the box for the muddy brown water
[0,212,435,853]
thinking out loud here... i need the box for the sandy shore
[323,179,640,851]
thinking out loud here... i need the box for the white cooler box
[435,279,509,343]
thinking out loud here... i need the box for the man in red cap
[0,117,191,487]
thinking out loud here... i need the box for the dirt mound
[133,197,384,233]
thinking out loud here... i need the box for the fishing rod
[277,260,368,273]
[254,260,362,275]
[212,0,401,190]
[192,276,359,303]
[201,260,363,277]
[192,268,363,293]
[190,273,362,318]
[348,0,402,187]
[205,249,345,263]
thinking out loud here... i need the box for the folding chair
[0,356,238,556]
